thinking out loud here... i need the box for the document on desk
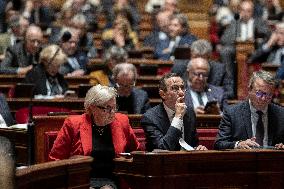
[179,138,194,151]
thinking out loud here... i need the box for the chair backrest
[15,106,72,124]
[196,128,218,150]
[8,83,35,98]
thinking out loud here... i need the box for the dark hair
[159,73,180,91]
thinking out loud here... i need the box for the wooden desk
[16,156,93,189]
[114,150,284,189]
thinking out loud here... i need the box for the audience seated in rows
[218,0,271,91]
[185,57,226,114]
[172,39,235,99]
[0,93,16,127]
[214,70,284,150]
[24,44,68,97]
[49,84,140,188]
[141,73,207,151]
[112,63,151,114]
[154,13,197,60]
[89,46,128,86]
[0,25,43,75]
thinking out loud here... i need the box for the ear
[159,89,166,100]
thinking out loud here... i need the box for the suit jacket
[130,88,151,114]
[248,45,281,64]
[0,33,12,54]
[0,41,39,74]
[25,64,68,96]
[59,51,88,75]
[141,104,198,151]
[214,101,284,149]
[49,113,140,160]
[154,33,197,60]
[0,93,16,126]
[185,84,226,111]
[220,18,271,46]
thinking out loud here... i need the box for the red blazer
[49,113,140,160]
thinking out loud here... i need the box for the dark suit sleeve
[0,47,17,74]
[248,45,271,64]
[141,115,182,151]
[0,94,16,126]
[214,109,236,149]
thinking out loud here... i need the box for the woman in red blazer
[49,84,140,189]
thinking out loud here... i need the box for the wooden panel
[16,156,93,189]
[114,150,284,189]
[178,0,213,13]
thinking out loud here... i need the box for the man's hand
[275,143,284,149]
[175,96,186,119]
[195,145,208,151]
[17,65,33,75]
[195,106,205,114]
[67,69,85,77]
[266,32,278,48]
[237,137,260,149]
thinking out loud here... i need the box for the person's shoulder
[64,114,88,127]
[132,88,148,96]
[143,104,162,118]
[269,103,284,113]
[207,84,224,93]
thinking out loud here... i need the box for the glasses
[192,72,209,78]
[170,85,186,92]
[255,90,273,99]
[116,82,136,89]
[96,105,117,113]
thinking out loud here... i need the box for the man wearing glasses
[112,63,151,114]
[215,70,284,150]
[141,73,207,151]
[185,57,226,114]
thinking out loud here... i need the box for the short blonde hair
[84,85,117,114]
[39,44,67,68]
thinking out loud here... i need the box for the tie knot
[256,111,263,117]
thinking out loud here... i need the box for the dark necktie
[256,111,264,146]
[49,77,60,95]
[197,92,204,106]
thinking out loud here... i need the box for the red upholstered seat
[133,128,146,151]
[197,128,218,150]
[44,131,58,161]
[15,106,73,124]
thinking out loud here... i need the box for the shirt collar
[163,102,175,119]
[249,99,268,115]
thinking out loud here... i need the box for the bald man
[0,25,43,75]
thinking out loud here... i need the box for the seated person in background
[185,57,226,114]
[112,63,151,114]
[24,44,68,97]
[49,85,140,189]
[0,136,15,189]
[0,14,29,55]
[214,70,284,150]
[69,14,98,58]
[59,27,88,76]
[154,13,197,60]
[102,16,139,52]
[171,39,235,99]
[141,73,207,151]
[143,10,172,48]
[90,46,128,86]
[0,25,43,75]
[0,93,16,127]
[249,22,284,66]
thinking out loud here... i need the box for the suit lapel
[80,114,93,155]
[241,101,253,138]
[267,105,274,146]
[156,104,171,134]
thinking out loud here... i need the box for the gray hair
[187,57,210,71]
[112,63,138,81]
[190,39,213,56]
[276,22,284,30]
[84,85,117,114]
[71,14,87,26]
[170,13,190,35]
[248,70,277,89]
[104,46,128,64]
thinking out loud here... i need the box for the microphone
[61,31,72,43]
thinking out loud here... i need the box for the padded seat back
[197,128,218,150]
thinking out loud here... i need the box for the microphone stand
[27,85,35,165]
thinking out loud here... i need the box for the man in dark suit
[112,63,151,114]
[248,22,284,78]
[154,13,197,60]
[0,25,43,75]
[185,57,226,114]
[171,39,234,99]
[141,73,207,151]
[219,0,271,91]
[0,93,16,127]
[215,70,284,150]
